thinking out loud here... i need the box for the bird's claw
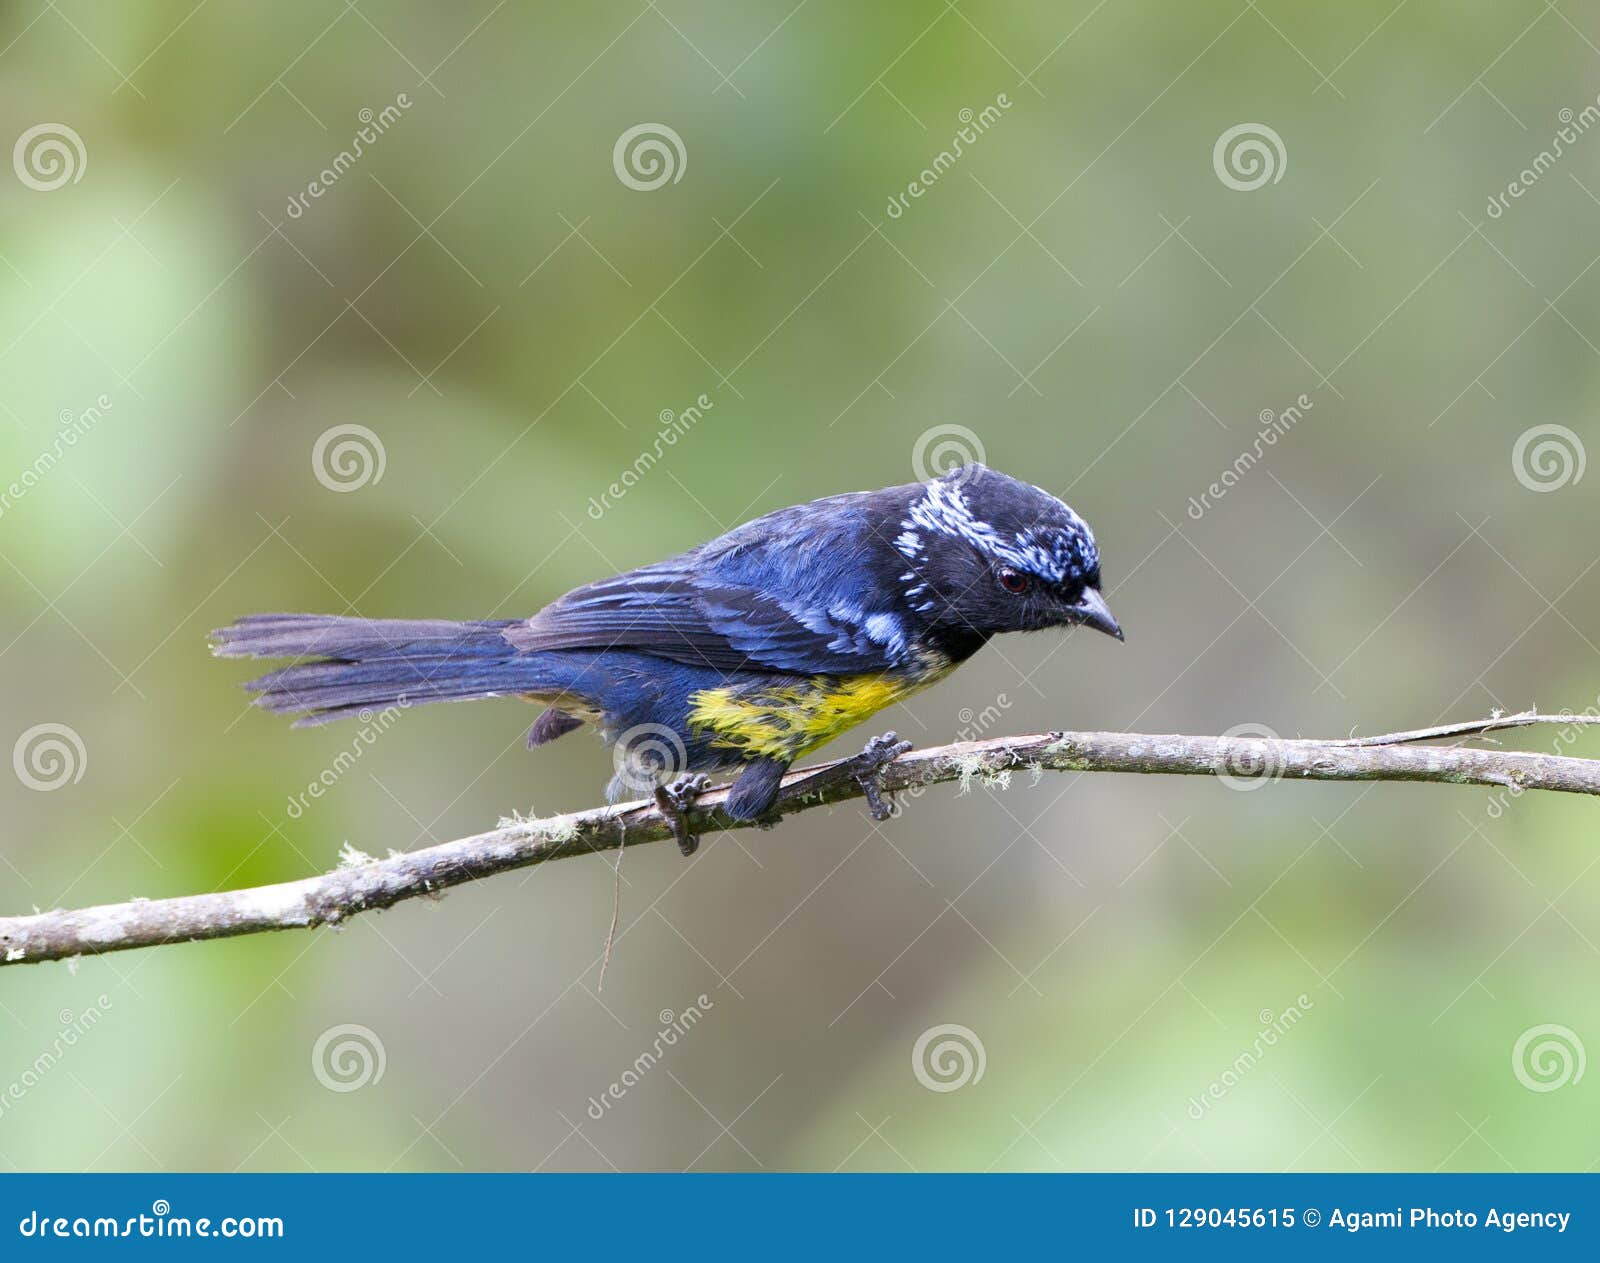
[654,774,712,857]
[846,731,914,821]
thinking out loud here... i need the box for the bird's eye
[998,567,1031,594]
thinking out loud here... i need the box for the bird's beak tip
[1071,586,1123,642]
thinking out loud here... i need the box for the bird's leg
[725,757,789,823]
[839,731,914,821]
[653,774,712,857]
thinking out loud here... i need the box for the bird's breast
[686,652,955,761]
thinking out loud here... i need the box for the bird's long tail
[211,614,551,727]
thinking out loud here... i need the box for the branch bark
[5,712,1598,968]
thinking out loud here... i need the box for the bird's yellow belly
[687,667,949,761]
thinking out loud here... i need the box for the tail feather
[213,614,513,662]
[211,614,548,726]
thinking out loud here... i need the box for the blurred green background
[2,0,1597,1172]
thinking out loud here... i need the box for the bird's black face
[893,465,1122,644]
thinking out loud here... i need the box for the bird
[212,464,1122,855]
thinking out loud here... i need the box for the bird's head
[892,464,1121,643]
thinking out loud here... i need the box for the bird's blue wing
[505,493,916,675]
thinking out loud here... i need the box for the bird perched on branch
[212,464,1121,854]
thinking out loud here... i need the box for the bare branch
[5,715,1599,968]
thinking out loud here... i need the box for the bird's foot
[654,774,712,857]
[842,731,913,821]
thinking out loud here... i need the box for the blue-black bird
[212,464,1121,854]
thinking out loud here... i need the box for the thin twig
[598,822,626,993]
[4,714,1599,969]
[1332,708,1600,748]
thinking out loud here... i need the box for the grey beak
[1073,587,1123,641]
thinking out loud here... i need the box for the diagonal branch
[1328,708,1600,747]
[5,714,1599,968]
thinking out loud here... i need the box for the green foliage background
[1,0,1596,1170]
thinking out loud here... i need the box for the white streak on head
[905,475,1097,584]
[894,529,923,558]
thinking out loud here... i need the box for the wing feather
[504,491,917,676]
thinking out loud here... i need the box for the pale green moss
[541,816,581,844]
[950,752,988,794]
